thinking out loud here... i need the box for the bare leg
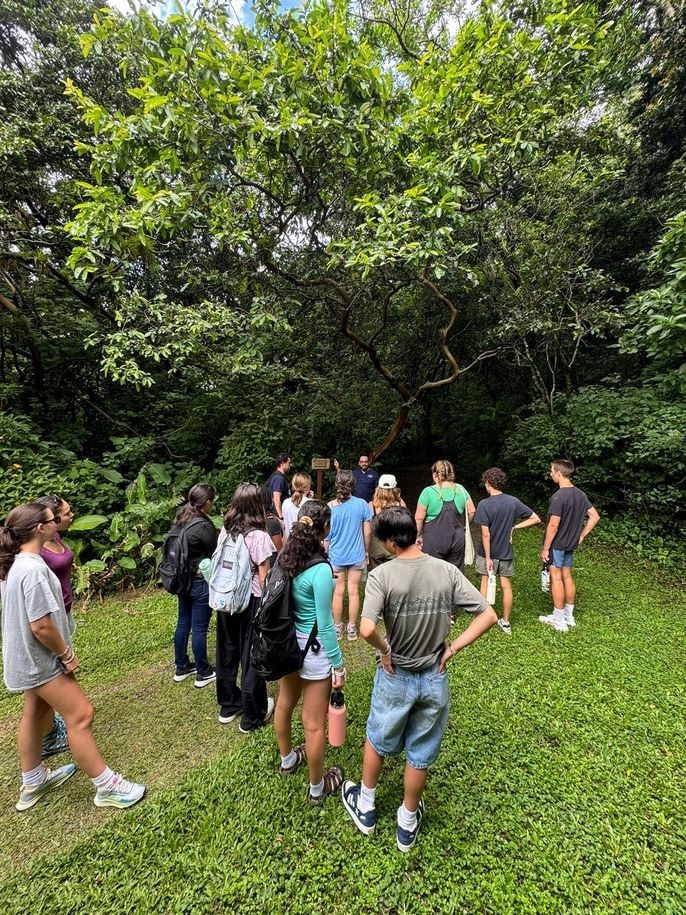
[360,738,385,789]
[18,691,51,771]
[479,575,488,599]
[301,677,331,786]
[562,567,576,606]
[34,674,106,778]
[332,571,346,626]
[274,672,302,757]
[403,763,428,812]
[346,569,363,627]
[500,577,513,622]
[550,565,565,610]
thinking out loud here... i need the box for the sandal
[280,744,307,776]
[308,765,345,805]
[334,623,344,641]
[346,624,358,641]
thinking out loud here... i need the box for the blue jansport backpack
[208,533,254,613]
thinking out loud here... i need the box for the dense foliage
[0,0,684,590]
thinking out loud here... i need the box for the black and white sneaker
[218,709,238,725]
[341,781,377,835]
[194,669,216,689]
[173,663,197,682]
[396,799,425,852]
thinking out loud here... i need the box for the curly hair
[334,470,355,502]
[224,483,267,535]
[0,502,53,580]
[291,472,312,508]
[371,486,402,512]
[481,467,507,491]
[431,460,455,485]
[279,500,330,578]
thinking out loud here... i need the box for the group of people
[0,451,598,852]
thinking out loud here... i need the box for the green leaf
[83,559,107,572]
[118,557,137,570]
[148,463,172,485]
[70,515,110,531]
[99,467,125,484]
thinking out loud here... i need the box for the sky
[107,0,302,26]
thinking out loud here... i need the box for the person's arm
[579,506,600,544]
[272,490,284,521]
[414,502,427,543]
[29,615,79,673]
[360,617,393,674]
[310,566,345,683]
[480,525,493,572]
[257,559,270,589]
[466,498,476,522]
[540,516,560,563]
[514,512,541,532]
[439,605,498,672]
[363,519,372,554]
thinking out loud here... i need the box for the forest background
[1,0,684,595]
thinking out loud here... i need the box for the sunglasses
[43,515,60,524]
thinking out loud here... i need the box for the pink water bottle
[328,689,346,747]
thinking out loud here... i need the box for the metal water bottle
[486,570,497,604]
[327,689,346,747]
[540,562,550,593]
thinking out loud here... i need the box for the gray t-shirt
[1,553,73,692]
[548,486,592,551]
[362,554,489,670]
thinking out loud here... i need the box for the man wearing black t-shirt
[265,452,292,523]
[539,459,600,632]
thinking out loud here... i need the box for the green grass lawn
[1,531,684,914]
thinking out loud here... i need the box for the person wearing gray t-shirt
[0,502,145,812]
[341,507,497,853]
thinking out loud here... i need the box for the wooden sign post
[311,457,331,500]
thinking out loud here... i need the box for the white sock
[22,764,47,787]
[397,803,417,830]
[564,603,575,618]
[92,766,115,790]
[309,778,324,798]
[281,750,297,769]
[553,607,565,621]
[358,781,377,813]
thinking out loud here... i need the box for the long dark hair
[279,500,330,578]
[334,470,355,502]
[175,483,216,526]
[224,483,267,536]
[0,502,52,580]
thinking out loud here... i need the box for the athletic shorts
[551,549,574,568]
[331,560,367,574]
[296,631,332,681]
[365,661,450,769]
[475,556,514,578]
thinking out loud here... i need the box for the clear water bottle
[540,563,550,593]
[486,570,497,604]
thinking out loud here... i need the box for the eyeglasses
[43,515,60,524]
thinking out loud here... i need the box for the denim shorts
[551,549,574,568]
[365,662,450,769]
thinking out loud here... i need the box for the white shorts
[296,631,332,681]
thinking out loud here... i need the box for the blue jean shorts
[551,549,574,568]
[365,662,450,769]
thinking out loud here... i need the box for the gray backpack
[208,533,253,613]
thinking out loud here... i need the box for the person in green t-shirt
[414,460,476,572]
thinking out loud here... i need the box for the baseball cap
[378,474,397,489]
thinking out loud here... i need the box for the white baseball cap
[378,474,397,489]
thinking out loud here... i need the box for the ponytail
[0,502,51,580]
[279,500,331,577]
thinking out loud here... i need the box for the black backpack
[159,518,206,595]
[250,553,330,681]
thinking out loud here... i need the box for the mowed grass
[0,531,684,914]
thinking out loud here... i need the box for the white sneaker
[238,697,275,734]
[538,614,568,633]
[497,619,512,635]
[94,773,146,809]
[565,615,576,628]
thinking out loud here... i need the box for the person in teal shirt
[415,460,476,572]
[273,500,346,806]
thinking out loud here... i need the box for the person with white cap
[368,475,406,570]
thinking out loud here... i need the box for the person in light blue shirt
[325,471,373,641]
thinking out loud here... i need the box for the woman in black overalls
[415,460,475,572]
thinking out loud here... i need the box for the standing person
[1,502,145,811]
[368,475,406,570]
[216,483,275,732]
[415,460,476,572]
[264,453,292,525]
[473,468,541,635]
[341,508,496,852]
[351,455,380,503]
[36,494,75,759]
[171,484,218,688]
[325,470,373,641]
[282,472,313,539]
[274,501,346,804]
[539,459,600,632]
[260,486,283,564]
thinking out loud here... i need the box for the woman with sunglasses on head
[33,494,76,761]
[216,483,276,733]
[0,502,145,811]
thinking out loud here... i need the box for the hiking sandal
[280,744,307,776]
[308,766,345,805]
